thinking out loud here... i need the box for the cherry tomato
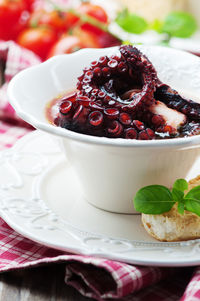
[24,0,35,11]
[29,9,77,36]
[0,0,27,40]
[65,11,79,29]
[76,2,119,47]
[72,27,102,48]
[76,3,108,38]
[17,27,57,60]
[47,32,100,58]
[11,18,29,41]
[77,2,108,24]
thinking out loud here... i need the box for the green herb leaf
[149,19,163,33]
[133,179,200,217]
[116,9,148,34]
[182,185,200,216]
[184,198,200,216]
[133,185,174,214]
[172,188,184,203]
[185,185,200,200]
[161,11,197,38]
[122,40,143,46]
[172,185,185,214]
[173,178,188,192]
[177,200,185,214]
[122,40,132,45]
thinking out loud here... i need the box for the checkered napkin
[0,219,193,301]
[0,40,199,300]
[0,40,40,126]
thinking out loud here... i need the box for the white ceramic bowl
[8,46,200,214]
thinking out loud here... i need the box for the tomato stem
[68,9,108,31]
[68,8,121,41]
[45,0,62,11]
[45,0,121,42]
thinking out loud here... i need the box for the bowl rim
[8,45,200,149]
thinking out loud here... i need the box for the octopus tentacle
[55,45,200,139]
[78,45,159,112]
[155,84,200,121]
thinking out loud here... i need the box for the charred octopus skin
[55,45,200,139]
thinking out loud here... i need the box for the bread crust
[141,176,200,242]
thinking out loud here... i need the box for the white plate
[1,130,200,267]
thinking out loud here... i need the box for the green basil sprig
[161,11,197,38]
[116,9,197,39]
[133,179,200,216]
[115,9,148,34]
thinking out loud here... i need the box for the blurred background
[0,0,200,61]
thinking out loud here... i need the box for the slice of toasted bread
[141,176,200,241]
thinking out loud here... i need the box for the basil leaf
[161,11,197,38]
[172,184,185,215]
[185,185,200,200]
[122,40,142,46]
[177,201,185,214]
[184,198,200,216]
[184,186,200,216]
[149,19,163,33]
[172,187,184,203]
[133,185,174,214]
[173,179,188,192]
[116,10,148,34]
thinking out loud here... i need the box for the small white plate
[1,130,200,267]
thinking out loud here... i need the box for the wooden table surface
[0,265,95,301]
[0,264,193,301]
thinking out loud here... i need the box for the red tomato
[11,19,29,41]
[77,3,108,24]
[24,0,35,11]
[47,32,100,58]
[65,11,79,29]
[17,27,57,60]
[72,27,102,48]
[76,2,119,47]
[77,3,108,37]
[29,9,78,36]
[0,0,27,40]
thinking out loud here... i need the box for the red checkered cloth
[0,120,31,150]
[0,219,192,301]
[180,268,200,301]
[0,41,199,301]
[0,40,40,126]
